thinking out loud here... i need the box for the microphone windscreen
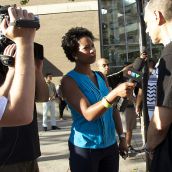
[133,57,145,71]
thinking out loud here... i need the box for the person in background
[0,6,36,126]
[119,62,137,156]
[97,59,137,156]
[97,58,133,89]
[135,58,157,148]
[96,58,110,77]
[144,1,172,171]
[136,58,157,120]
[61,27,135,172]
[42,73,60,131]
[56,84,67,120]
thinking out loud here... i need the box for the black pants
[151,126,172,172]
[0,160,39,172]
[68,142,119,172]
[59,99,67,118]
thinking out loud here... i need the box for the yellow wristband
[101,97,112,108]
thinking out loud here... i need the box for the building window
[98,0,162,72]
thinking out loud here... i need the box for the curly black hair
[61,27,95,62]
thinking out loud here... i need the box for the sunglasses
[0,55,15,67]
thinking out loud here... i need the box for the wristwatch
[119,133,125,140]
[145,143,154,156]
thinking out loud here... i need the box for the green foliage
[20,0,29,5]
[20,0,74,4]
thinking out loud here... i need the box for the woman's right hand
[113,82,135,98]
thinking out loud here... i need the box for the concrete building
[98,0,162,72]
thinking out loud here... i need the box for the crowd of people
[0,0,172,171]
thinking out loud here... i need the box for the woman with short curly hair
[61,27,134,172]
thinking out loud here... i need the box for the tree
[20,0,29,5]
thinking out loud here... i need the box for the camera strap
[9,19,40,30]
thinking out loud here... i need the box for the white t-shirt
[0,96,8,120]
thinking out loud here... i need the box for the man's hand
[140,52,148,60]
[145,144,154,160]
[3,44,16,70]
[0,6,36,44]
[135,106,142,117]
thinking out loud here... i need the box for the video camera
[0,41,44,67]
[0,5,43,67]
[0,5,40,29]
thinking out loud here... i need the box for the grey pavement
[36,103,146,172]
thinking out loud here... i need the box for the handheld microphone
[133,57,145,71]
[115,57,145,112]
[125,68,142,83]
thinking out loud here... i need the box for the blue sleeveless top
[66,70,116,149]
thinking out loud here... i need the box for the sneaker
[135,145,145,153]
[43,127,47,131]
[51,126,61,130]
[128,145,137,157]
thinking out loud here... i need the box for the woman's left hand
[119,138,128,159]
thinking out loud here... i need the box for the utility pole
[98,0,104,57]
[136,0,150,171]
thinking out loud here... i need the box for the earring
[74,56,78,60]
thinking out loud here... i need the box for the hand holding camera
[2,44,16,67]
[0,6,37,44]
[0,5,42,67]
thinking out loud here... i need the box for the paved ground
[36,103,146,172]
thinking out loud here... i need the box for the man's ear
[154,10,166,25]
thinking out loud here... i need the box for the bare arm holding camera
[0,7,36,126]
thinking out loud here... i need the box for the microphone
[114,57,145,112]
[133,57,145,71]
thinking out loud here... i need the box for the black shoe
[51,126,60,130]
[43,127,47,131]
[135,145,145,153]
[128,145,137,157]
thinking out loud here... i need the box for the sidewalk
[36,103,146,172]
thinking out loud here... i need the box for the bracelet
[101,97,112,109]
[145,143,154,155]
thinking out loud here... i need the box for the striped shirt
[147,66,158,119]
